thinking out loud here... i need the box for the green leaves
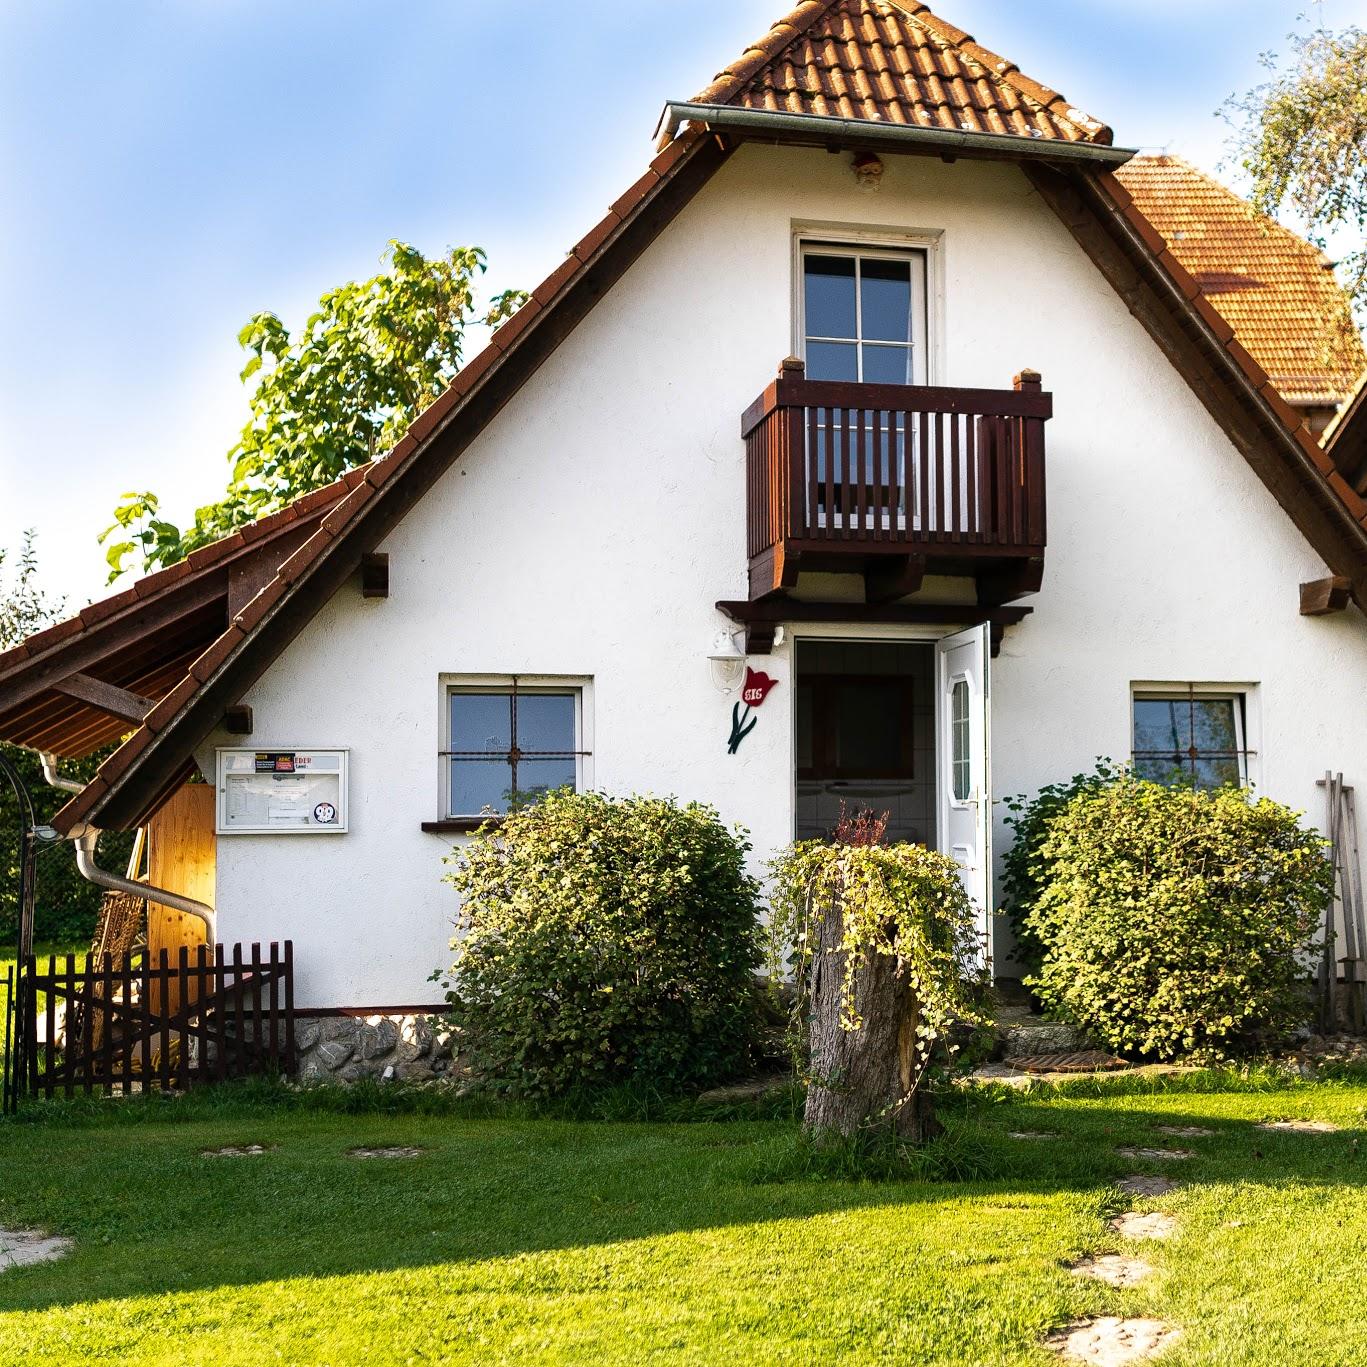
[1022,775,1333,1060]
[1224,21,1367,327]
[102,240,523,580]
[439,791,763,1099]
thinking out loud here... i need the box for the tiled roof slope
[1116,155,1366,408]
[693,0,1111,145]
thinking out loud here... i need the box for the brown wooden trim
[360,553,390,599]
[717,597,1031,656]
[421,817,505,835]
[50,672,154,724]
[1300,576,1353,616]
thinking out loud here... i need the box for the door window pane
[951,679,971,802]
[860,257,913,342]
[803,255,857,338]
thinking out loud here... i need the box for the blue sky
[3,0,1365,609]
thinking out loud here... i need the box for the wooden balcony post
[779,357,806,539]
[1014,370,1046,547]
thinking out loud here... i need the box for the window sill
[420,817,505,835]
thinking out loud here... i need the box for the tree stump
[803,886,940,1144]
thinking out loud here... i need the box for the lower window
[1131,686,1252,788]
[444,680,588,818]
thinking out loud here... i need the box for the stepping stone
[1116,1174,1179,1197]
[1153,1125,1213,1138]
[1009,1130,1057,1141]
[202,1144,271,1157]
[348,1146,424,1159]
[1109,1212,1178,1241]
[0,1228,72,1270]
[1070,1253,1154,1288]
[1014,1050,1130,1075]
[1257,1119,1338,1134]
[1045,1317,1181,1365]
[1116,1146,1193,1161]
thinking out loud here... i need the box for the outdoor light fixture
[707,629,747,693]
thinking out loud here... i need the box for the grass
[0,1072,1365,1364]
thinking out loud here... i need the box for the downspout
[74,828,216,947]
[35,751,216,946]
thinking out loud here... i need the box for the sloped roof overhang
[657,101,1137,167]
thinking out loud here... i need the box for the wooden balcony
[741,359,1051,606]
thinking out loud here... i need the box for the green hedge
[1023,775,1332,1059]
[439,791,763,1098]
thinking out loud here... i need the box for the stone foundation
[293,1013,467,1084]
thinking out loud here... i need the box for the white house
[4,1,1366,1078]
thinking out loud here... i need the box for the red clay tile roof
[1115,155,1366,409]
[693,0,1111,145]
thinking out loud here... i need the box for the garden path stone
[1009,1130,1057,1141]
[348,1146,424,1159]
[1109,1212,1178,1240]
[1045,1317,1180,1365]
[1257,1119,1338,1133]
[1116,1174,1180,1197]
[1115,1146,1193,1161]
[203,1144,272,1157]
[1153,1126,1213,1138]
[0,1228,72,1270]
[1070,1254,1154,1288]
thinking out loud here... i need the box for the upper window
[801,245,928,385]
[1132,687,1251,789]
[444,681,588,818]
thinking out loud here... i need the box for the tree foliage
[438,792,763,1099]
[102,241,526,579]
[1224,20,1367,329]
[0,530,64,649]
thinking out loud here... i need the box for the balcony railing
[741,359,1051,601]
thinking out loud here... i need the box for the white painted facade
[194,145,1367,1007]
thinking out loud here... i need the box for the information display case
[215,749,348,834]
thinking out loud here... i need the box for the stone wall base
[294,1013,467,1084]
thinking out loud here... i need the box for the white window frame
[438,675,593,820]
[1129,682,1259,790]
[791,221,945,384]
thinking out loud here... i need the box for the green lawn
[0,1074,1365,1365]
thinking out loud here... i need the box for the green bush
[1000,759,1123,974]
[439,791,763,1098]
[1024,776,1332,1059]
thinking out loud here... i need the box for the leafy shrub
[1000,759,1123,973]
[439,791,762,1098]
[1024,776,1332,1059]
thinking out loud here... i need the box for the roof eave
[657,102,1136,167]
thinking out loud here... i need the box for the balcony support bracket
[865,555,926,605]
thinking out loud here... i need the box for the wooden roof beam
[50,673,155,724]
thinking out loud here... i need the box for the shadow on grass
[0,1068,1363,1315]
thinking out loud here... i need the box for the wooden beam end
[1300,575,1352,616]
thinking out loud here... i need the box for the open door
[936,625,992,967]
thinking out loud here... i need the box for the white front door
[936,625,992,966]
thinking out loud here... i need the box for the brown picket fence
[20,941,294,1099]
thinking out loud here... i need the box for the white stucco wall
[197,145,1367,1006]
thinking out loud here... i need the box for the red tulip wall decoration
[728,668,778,754]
